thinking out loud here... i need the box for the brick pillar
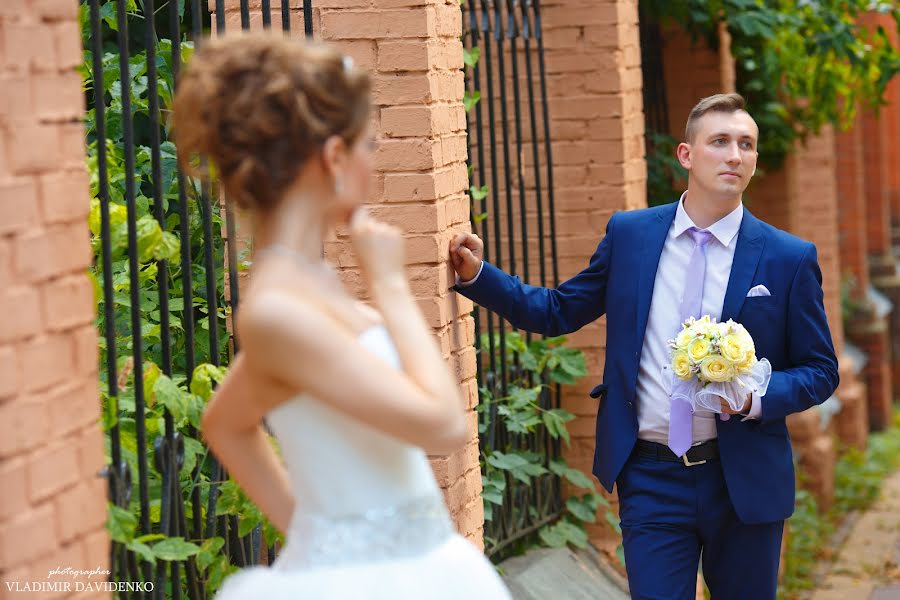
[861,102,900,423]
[836,116,886,444]
[211,0,482,544]
[321,0,483,544]
[0,0,109,595]
[782,125,869,508]
[531,0,644,561]
[661,21,732,140]
[875,12,900,257]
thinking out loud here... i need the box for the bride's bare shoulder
[237,255,372,340]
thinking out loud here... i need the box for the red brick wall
[212,0,484,544]
[517,0,645,558]
[834,116,876,449]
[835,117,870,298]
[786,127,843,350]
[0,0,109,595]
[662,22,727,142]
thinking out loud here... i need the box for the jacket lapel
[721,208,766,322]
[634,204,678,351]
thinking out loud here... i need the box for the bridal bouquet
[662,315,771,415]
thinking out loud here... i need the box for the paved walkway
[810,468,900,600]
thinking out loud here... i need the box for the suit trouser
[616,448,784,600]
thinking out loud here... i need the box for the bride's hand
[349,208,407,289]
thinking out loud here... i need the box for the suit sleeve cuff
[455,261,484,288]
[741,389,763,421]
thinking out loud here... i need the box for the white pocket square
[746,284,771,298]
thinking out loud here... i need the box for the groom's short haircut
[684,93,747,143]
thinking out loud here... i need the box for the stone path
[810,468,900,600]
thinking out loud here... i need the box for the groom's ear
[676,142,692,171]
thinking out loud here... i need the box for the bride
[172,31,511,599]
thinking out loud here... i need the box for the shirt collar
[673,191,743,247]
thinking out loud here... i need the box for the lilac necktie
[668,227,714,457]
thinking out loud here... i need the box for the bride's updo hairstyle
[172,32,371,212]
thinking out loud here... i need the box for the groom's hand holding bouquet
[665,315,771,420]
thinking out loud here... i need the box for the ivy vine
[81,1,279,594]
[641,0,900,169]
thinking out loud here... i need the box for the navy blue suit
[456,202,839,598]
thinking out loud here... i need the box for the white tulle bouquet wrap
[661,315,771,417]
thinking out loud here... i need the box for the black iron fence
[639,6,685,207]
[86,1,311,597]
[88,0,563,590]
[462,0,564,560]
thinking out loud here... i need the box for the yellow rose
[675,328,694,350]
[700,355,736,383]
[720,334,745,363]
[687,338,711,362]
[735,327,756,371]
[738,348,756,372]
[672,351,692,380]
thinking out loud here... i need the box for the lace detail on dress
[275,494,454,569]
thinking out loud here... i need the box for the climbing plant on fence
[81,1,281,595]
[477,332,623,562]
[642,0,900,168]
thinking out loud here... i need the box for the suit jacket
[455,202,839,524]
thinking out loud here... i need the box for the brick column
[211,0,482,544]
[861,101,900,422]
[872,11,900,261]
[529,0,644,560]
[320,0,483,544]
[782,126,869,508]
[836,116,886,443]
[661,21,733,139]
[0,0,109,595]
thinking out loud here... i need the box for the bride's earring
[334,175,344,196]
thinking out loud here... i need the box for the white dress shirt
[636,193,758,444]
[459,193,761,442]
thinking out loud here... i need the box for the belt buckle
[681,452,707,467]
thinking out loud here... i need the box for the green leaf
[538,520,589,549]
[152,537,202,561]
[191,363,228,400]
[263,520,284,548]
[507,385,541,409]
[604,510,622,534]
[102,393,119,431]
[197,537,225,572]
[107,503,137,544]
[154,374,187,422]
[181,435,205,476]
[469,185,489,201]
[616,543,626,566]
[143,361,161,408]
[542,408,575,445]
[486,451,546,484]
[463,46,481,68]
[133,533,164,545]
[135,214,163,263]
[126,540,156,564]
[156,231,181,263]
[238,510,262,537]
[566,495,598,523]
[549,458,597,490]
[486,451,529,471]
[463,90,481,113]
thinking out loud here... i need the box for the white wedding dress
[215,325,512,599]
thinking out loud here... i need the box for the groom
[449,93,839,599]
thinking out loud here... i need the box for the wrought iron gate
[86,1,311,597]
[461,0,564,560]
